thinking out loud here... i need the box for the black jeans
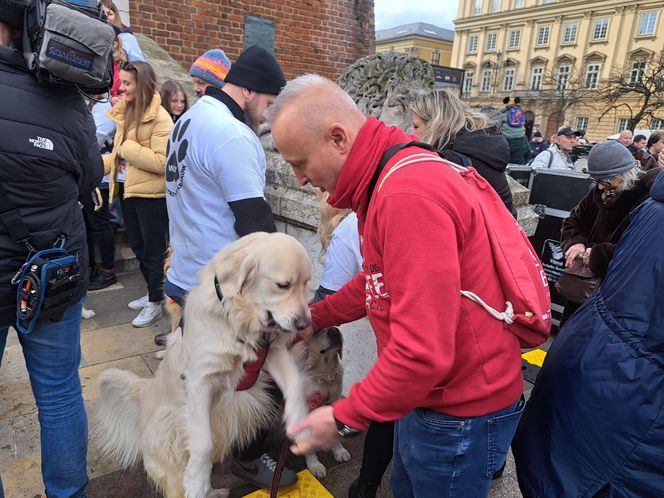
[81,187,116,271]
[119,191,168,303]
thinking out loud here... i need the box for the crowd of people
[1,1,663,497]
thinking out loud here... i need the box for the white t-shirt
[91,100,114,185]
[166,96,267,291]
[320,213,362,292]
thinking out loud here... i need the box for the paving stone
[80,323,162,368]
[80,355,154,401]
[0,452,43,498]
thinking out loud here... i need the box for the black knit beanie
[0,0,27,30]
[225,46,286,96]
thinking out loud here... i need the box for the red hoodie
[312,118,524,430]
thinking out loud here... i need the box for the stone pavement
[0,272,529,498]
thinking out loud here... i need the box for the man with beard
[164,45,296,489]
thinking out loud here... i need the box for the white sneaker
[132,302,162,328]
[128,294,149,310]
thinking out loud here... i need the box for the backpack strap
[0,182,33,250]
[546,149,554,169]
[368,141,439,201]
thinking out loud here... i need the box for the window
[481,69,493,92]
[514,0,524,7]
[463,71,475,94]
[502,68,516,91]
[536,26,551,46]
[562,22,578,44]
[432,51,440,65]
[508,29,521,49]
[629,60,646,85]
[576,117,589,131]
[486,32,497,51]
[556,65,571,90]
[543,0,555,3]
[530,66,544,90]
[474,0,483,15]
[592,18,609,40]
[616,119,629,133]
[651,118,664,130]
[639,12,657,35]
[584,63,601,89]
[492,0,501,12]
[468,35,479,53]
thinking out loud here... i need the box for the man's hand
[287,405,337,455]
[565,243,586,268]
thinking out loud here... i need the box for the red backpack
[370,142,551,348]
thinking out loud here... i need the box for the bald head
[619,129,633,146]
[268,74,367,194]
[267,74,365,138]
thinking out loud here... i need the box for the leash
[270,429,290,498]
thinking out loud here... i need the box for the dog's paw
[183,479,210,498]
[333,444,351,463]
[306,458,327,479]
[206,489,229,498]
[82,307,96,319]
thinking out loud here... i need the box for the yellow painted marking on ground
[522,348,547,367]
[243,469,333,497]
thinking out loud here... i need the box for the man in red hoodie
[268,75,526,497]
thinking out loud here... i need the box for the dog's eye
[277,282,291,290]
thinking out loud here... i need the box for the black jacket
[440,128,517,217]
[0,46,103,327]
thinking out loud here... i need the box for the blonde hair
[411,89,489,150]
[316,190,352,262]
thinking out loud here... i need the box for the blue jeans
[391,397,525,498]
[0,298,88,498]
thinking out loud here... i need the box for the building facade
[452,0,664,140]
[115,0,374,80]
[376,22,454,67]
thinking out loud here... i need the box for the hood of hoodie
[448,128,510,173]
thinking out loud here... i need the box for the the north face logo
[29,137,54,151]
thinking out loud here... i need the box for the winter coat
[531,144,574,170]
[441,128,517,217]
[529,139,549,158]
[560,167,662,278]
[104,92,173,200]
[311,117,523,429]
[512,169,664,498]
[0,46,103,326]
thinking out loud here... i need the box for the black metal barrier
[507,166,594,327]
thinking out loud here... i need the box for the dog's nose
[294,316,311,331]
[326,327,341,340]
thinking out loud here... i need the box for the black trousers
[80,187,116,271]
[119,190,168,303]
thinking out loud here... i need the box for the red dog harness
[236,332,272,391]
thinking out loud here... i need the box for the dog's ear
[212,234,262,296]
[332,326,343,360]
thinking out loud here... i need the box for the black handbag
[555,259,602,304]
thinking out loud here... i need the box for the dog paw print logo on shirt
[166,118,190,196]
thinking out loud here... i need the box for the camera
[23,0,115,93]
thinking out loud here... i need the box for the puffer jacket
[513,170,664,498]
[104,92,173,200]
[0,46,103,326]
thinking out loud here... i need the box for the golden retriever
[290,327,350,478]
[94,232,313,498]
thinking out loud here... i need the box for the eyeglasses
[595,178,614,187]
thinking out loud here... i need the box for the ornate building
[452,0,664,140]
[376,22,454,67]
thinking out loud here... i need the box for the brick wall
[129,0,375,80]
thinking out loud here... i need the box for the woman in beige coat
[104,61,173,327]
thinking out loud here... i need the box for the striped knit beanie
[189,49,232,89]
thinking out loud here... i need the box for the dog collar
[214,275,224,302]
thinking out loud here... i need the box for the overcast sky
[374,0,459,31]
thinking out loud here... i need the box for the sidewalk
[0,272,526,497]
